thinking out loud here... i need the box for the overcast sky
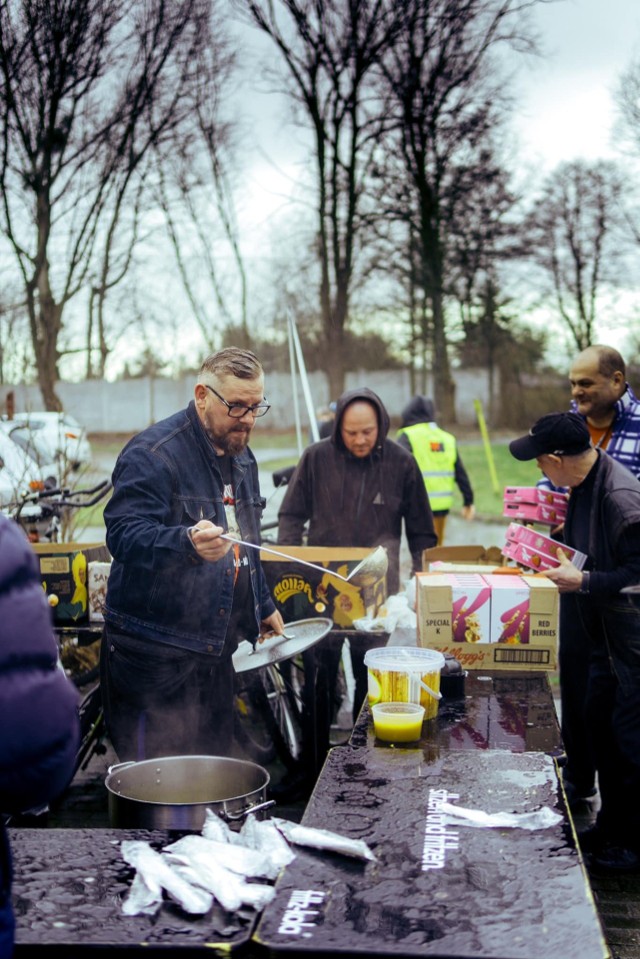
[513,0,640,169]
[239,0,640,238]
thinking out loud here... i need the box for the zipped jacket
[1,516,79,957]
[104,401,276,655]
[277,387,436,593]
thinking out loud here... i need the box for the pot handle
[225,799,276,821]
[107,761,137,775]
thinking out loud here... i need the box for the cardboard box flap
[521,575,559,616]
[423,545,505,568]
[416,573,453,615]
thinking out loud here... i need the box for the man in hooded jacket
[275,387,436,800]
[278,387,437,595]
[397,396,475,546]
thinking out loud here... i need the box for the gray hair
[198,347,263,381]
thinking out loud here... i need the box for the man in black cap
[510,411,640,872]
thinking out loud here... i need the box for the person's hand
[257,610,286,643]
[188,520,233,563]
[461,505,476,521]
[543,548,583,593]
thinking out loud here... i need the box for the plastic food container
[364,646,445,720]
[371,702,425,743]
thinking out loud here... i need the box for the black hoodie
[277,387,436,593]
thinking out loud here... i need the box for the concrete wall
[1,367,496,432]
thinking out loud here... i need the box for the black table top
[350,669,563,757]
[10,827,258,955]
[255,746,608,959]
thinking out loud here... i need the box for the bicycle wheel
[73,682,107,774]
[234,661,304,769]
[262,662,303,763]
[233,682,278,764]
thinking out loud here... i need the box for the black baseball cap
[509,412,592,461]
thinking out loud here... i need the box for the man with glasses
[101,347,284,762]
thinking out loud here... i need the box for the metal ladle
[219,535,388,587]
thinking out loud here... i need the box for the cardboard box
[502,501,564,526]
[423,544,505,570]
[428,562,513,574]
[415,572,492,648]
[260,546,387,629]
[503,487,568,525]
[88,561,112,623]
[33,542,111,625]
[503,486,569,510]
[504,523,587,571]
[416,571,558,671]
[484,574,532,644]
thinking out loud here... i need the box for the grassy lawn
[453,442,541,517]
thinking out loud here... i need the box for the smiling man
[547,346,640,817]
[569,345,640,476]
[510,411,640,873]
[101,347,284,763]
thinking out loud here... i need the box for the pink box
[537,489,570,510]
[502,502,547,523]
[505,523,568,560]
[503,487,568,525]
[482,574,531,644]
[442,572,492,644]
[503,486,569,509]
[538,502,566,524]
[503,486,539,505]
[502,537,587,573]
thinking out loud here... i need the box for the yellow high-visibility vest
[397,422,457,512]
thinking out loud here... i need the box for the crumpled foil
[439,801,563,830]
[120,808,377,919]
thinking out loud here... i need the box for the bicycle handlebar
[5,478,112,519]
[33,479,112,507]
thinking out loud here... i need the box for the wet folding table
[254,669,610,959]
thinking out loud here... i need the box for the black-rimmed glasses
[204,384,271,418]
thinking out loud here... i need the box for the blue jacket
[0,516,79,957]
[104,401,276,654]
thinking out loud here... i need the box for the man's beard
[210,424,252,455]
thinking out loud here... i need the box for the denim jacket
[104,402,276,655]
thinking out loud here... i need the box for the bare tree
[376,0,542,422]
[525,159,627,351]
[0,0,214,408]
[153,34,249,354]
[238,0,401,399]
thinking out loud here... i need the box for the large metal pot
[105,755,272,830]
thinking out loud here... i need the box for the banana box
[260,547,387,629]
[33,542,111,625]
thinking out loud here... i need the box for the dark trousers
[585,598,640,847]
[101,626,236,762]
[559,594,596,793]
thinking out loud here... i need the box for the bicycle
[3,478,112,543]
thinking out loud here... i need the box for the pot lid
[232,617,333,673]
